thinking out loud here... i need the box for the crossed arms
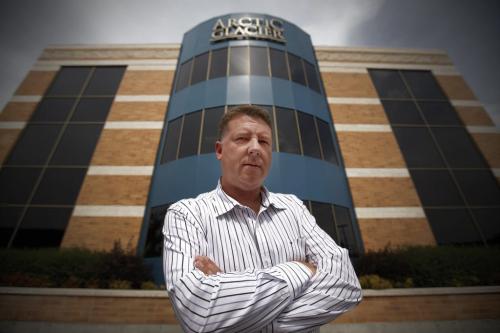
[163,201,362,332]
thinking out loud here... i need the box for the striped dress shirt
[163,182,362,332]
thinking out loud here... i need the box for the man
[163,105,362,332]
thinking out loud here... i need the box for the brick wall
[60,67,174,251]
[1,287,499,324]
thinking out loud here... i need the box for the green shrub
[141,281,160,290]
[359,274,393,289]
[355,245,500,288]
[0,242,153,289]
[109,280,132,289]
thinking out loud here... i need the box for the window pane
[144,203,170,257]
[288,53,306,85]
[190,52,209,85]
[402,70,447,100]
[473,208,500,245]
[317,119,338,164]
[175,59,193,92]
[410,170,464,207]
[269,48,288,80]
[178,111,202,158]
[250,46,269,76]
[83,67,125,96]
[6,124,62,165]
[275,107,300,154]
[431,127,488,168]
[418,101,462,125]
[209,48,228,79]
[453,170,500,206]
[392,127,445,168]
[71,98,113,122]
[304,60,321,93]
[0,207,23,247]
[426,208,482,245]
[161,117,182,163]
[257,105,276,152]
[297,112,321,159]
[47,67,91,96]
[12,207,72,248]
[229,46,250,76]
[381,100,424,125]
[0,167,42,204]
[200,107,224,154]
[311,202,337,240]
[369,69,410,99]
[31,168,87,205]
[334,205,358,254]
[50,124,103,166]
[31,98,76,122]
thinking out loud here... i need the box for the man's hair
[218,105,272,139]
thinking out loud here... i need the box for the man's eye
[259,140,270,145]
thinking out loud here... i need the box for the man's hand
[299,261,317,275]
[194,256,222,275]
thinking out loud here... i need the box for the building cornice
[40,46,181,61]
[39,43,451,66]
[314,46,452,65]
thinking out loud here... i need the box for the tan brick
[0,102,38,121]
[436,75,476,100]
[61,216,142,251]
[330,104,388,124]
[0,129,21,163]
[91,129,161,165]
[77,175,151,205]
[108,101,167,121]
[455,106,495,126]
[322,72,378,98]
[358,218,436,252]
[117,70,174,95]
[337,132,406,167]
[471,133,500,168]
[349,177,421,207]
[15,71,56,95]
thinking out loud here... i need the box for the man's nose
[248,138,262,155]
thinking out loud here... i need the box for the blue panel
[204,78,228,108]
[266,154,352,206]
[185,83,207,112]
[226,76,252,105]
[292,83,313,113]
[271,79,295,109]
[166,89,188,120]
[168,79,228,120]
[150,152,351,208]
[149,155,221,206]
[249,77,273,104]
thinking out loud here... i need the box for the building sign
[211,16,286,43]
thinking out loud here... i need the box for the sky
[1,0,499,126]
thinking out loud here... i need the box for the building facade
[1,14,499,281]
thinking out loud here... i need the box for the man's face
[216,114,272,193]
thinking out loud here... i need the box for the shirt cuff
[273,261,313,298]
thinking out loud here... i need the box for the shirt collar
[213,180,287,217]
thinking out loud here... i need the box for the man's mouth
[243,163,261,168]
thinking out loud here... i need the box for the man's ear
[215,141,222,160]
